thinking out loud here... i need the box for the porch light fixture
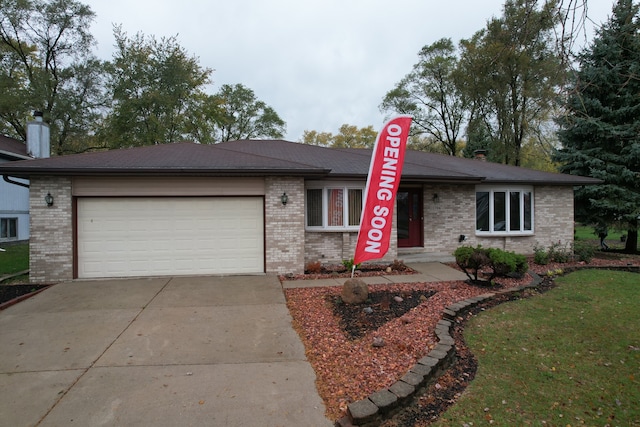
[45,192,54,207]
[432,193,439,203]
[459,234,467,242]
[281,192,288,206]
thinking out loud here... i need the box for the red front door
[397,189,423,248]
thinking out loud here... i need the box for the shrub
[388,259,406,271]
[573,241,596,263]
[305,261,322,274]
[533,244,549,265]
[341,258,360,271]
[487,248,528,279]
[548,241,572,263]
[455,246,528,283]
[454,245,490,282]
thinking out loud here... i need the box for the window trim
[475,185,534,236]
[305,182,365,231]
[0,217,18,240]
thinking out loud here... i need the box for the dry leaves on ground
[284,276,530,420]
[285,254,640,422]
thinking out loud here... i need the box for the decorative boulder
[341,278,369,304]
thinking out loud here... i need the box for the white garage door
[77,197,264,278]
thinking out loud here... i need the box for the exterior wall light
[459,234,467,242]
[432,193,439,203]
[45,192,54,207]
[281,192,288,206]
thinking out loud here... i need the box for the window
[1,218,18,240]
[306,184,364,230]
[475,186,533,235]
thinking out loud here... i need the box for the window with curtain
[305,184,364,230]
[475,186,534,235]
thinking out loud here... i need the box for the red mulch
[284,252,640,423]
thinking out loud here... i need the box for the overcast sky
[83,0,615,141]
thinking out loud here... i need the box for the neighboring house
[0,139,599,283]
[0,135,30,243]
[0,114,50,245]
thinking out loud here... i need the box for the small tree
[454,246,490,283]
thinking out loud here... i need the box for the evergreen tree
[556,0,640,253]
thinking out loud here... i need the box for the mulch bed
[330,289,437,340]
[280,262,417,281]
[285,252,640,423]
[0,284,49,307]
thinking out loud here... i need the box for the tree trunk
[624,219,638,253]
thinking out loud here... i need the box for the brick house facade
[1,140,598,283]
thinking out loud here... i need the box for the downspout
[3,175,29,188]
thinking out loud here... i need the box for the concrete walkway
[0,275,332,427]
[282,262,468,289]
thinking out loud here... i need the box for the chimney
[27,111,50,158]
[473,149,487,161]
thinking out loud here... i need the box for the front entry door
[397,189,423,248]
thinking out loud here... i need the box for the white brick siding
[29,176,73,283]
[264,177,305,275]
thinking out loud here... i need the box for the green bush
[341,258,360,271]
[548,241,572,263]
[487,248,528,279]
[573,241,596,263]
[455,246,528,283]
[454,245,489,282]
[533,244,549,265]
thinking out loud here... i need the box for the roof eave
[0,167,332,179]
[481,178,604,186]
[0,149,30,160]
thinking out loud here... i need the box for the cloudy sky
[83,0,615,141]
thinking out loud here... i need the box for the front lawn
[575,224,626,248]
[430,269,640,426]
[0,243,29,276]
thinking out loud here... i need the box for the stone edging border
[335,272,543,427]
[336,265,639,427]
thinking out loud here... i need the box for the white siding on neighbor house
[0,161,29,242]
[77,197,264,278]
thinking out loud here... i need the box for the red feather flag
[353,115,412,266]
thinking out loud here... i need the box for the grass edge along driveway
[432,269,639,427]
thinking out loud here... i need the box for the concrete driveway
[0,275,332,427]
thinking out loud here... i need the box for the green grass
[432,270,640,426]
[0,243,29,276]
[575,224,625,242]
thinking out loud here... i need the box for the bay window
[476,186,533,235]
[306,184,364,230]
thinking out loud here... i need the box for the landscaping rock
[372,337,385,347]
[341,278,369,304]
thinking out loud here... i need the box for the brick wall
[422,184,477,255]
[264,177,305,275]
[422,184,575,256]
[304,210,398,267]
[25,175,575,281]
[29,176,73,283]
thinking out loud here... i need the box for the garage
[77,197,264,278]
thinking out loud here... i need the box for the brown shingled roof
[0,141,330,178]
[0,139,601,185]
[0,135,28,159]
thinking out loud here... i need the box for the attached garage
[76,196,265,279]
